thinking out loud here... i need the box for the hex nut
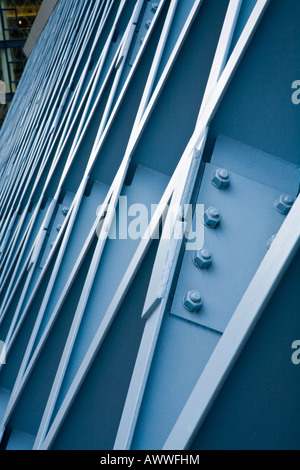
[193,248,212,269]
[204,207,222,228]
[211,168,231,189]
[275,194,294,215]
[183,290,203,312]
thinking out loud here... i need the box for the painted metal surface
[0,0,299,451]
[170,146,299,332]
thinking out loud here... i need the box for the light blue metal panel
[6,429,35,451]
[130,316,221,450]
[170,162,297,333]
[211,135,300,197]
[190,247,300,450]
[208,0,300,166]
[46,166,169,430]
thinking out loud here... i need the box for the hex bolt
[56,224,62,232]
[145,20,152,29]
[211,168,231,189]
[151,3,159,12]
[275,194,295,215]
[267,234,277,249]
[204,207,222,228]
[62,207,69,216]
[191,291,201,302]
[183,290,203,312]
[193,248,213,269]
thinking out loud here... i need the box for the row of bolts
[49,170,295,311]
[183,168,295,313]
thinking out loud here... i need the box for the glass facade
[0,1,42,125]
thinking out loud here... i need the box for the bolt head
[204,207,222,228]
[283,195,293,205]
[193,248,212,269]
[201,248,211,260]
[62,207,69,216]
[211,168,230,189]
[183,290,203,312]
[191,291,201,302]
[145,20,152,29]
[151,3,159,12]
[275,194,294,215]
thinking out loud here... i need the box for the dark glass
[0,1,42,123]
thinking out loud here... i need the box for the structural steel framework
[0,0,299,450]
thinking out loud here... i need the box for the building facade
[0,0,299,451]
